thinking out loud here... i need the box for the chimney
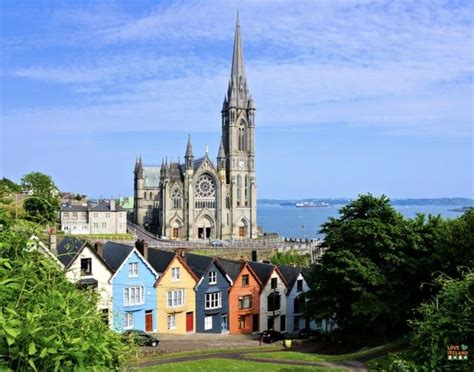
[142,240,148,260]
[49,227,57,256]
[110,199,116,211]
[175,248,187,260]
[135,239,144,256]
[94,241,104,257]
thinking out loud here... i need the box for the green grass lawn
[142,358,346,371]
[73,233,133,239]
[247,340,404,363]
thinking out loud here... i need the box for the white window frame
[123,286,144,306]
[205,292,222,310]
[209,271,217,285]
[167,315,176,330]
[204,316,213,331]
[171,267,180,281]
[124,313,133,329]
[128,262,138,278]
[167,290,184,308]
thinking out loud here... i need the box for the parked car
[298,328,321,339]
[210,240,228,247]
[122,330,159,347]
[260,329,287,343]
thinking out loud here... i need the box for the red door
[186,312,193,332]
[145,311,153,332]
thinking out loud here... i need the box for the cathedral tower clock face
[239,160,245,170]
[195,175,216,198]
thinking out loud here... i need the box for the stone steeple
[184,135,194,170]
[226,11,250,109]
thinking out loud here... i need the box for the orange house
[218,259,262,334]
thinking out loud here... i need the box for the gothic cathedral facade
[133,15,257,241]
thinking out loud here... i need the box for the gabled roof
[218,258,262,287]
[60,205,88,212]
[155,254,199,287]
[147,249,176,274]
[101,242,134,272]
[248,261,289,289]
[278,265,303,290]
[301,267,311,282]
[185,254,233,286]
[108,245,159,283]
[57,237,88,267]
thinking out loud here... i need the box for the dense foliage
[270,249,310,267]
[0,211,128,370]
[21,172,61,223]
[306,195,473,336]
[391,271,473,370]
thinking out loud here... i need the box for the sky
[1,0,473,199]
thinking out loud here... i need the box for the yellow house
[155,254,198,333]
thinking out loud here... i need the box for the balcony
[237,306,255,315]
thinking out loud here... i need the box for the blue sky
[1,0,473,199]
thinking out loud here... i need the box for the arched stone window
[195,174,216,209]
[238,120,247,151]
[236,175,241,206]
[144,191,147,200]
[149,192,153,200]
[172,188,182,209]
[244,175,248,205]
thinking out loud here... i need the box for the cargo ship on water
[295,201,330,208]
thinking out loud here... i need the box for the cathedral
[133,14,257,241]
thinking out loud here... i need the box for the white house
[57,237,113,324]
[60,199,127,235]
[248,261,288,333]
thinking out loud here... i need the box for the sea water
[257,204,465,239]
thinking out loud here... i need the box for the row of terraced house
[54,238,326,335]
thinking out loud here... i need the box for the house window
[209,271,217,284]
[128,262,138,277]
[294,316,301,331]
[297,279,303,292]
[80,258,92,275]
[63,212,69,218]
[294,297,304,314]
[280,315,286,332]
[167,315,176,330]
[238,316,246,329]
[102,222,107,229]
[238,295,252,310]
[205,292,222,310]
[171,267,180,281]
[106,212,110,218]
[167,290,184,308]
[93,212,98,218]
[271,277,277,289]
[204,316,213,331]
[267,292,281,311]
[123,286,144,306]
[124,313,133,329]
[72,212,78,219]
[242,274,249,286]
[93,223,98,228]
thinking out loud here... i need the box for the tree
[0,178,21,194]
[0,217,128,370]
[20,172,60,223]
[305,194,423,336]
[390,271,474,370]
[270,250,310,267]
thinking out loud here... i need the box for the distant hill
[258,198,474,207]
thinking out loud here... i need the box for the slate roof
[89,200,125,212]
[218,258,244,281]
[147,249,176,274]
[57,237,87,267]
[278,265,302,290]
[60,205,88,212]
[301,267,311,282]
[185,254,214,279]
[248,261,275,286]
[101,242,134,272]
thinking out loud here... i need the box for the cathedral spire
[185,134,193,158]
[231,11,246,81]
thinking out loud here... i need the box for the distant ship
[295,202,330,208]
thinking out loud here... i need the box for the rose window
[196,175,216,198]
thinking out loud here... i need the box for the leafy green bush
[0,221,128,370]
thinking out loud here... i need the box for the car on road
[210,240,228,247]
[298,328,321,339]
[122,330,160,347]
[260,329,287,343]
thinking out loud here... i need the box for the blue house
[101,242,159,332]
[185,253,232,333]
